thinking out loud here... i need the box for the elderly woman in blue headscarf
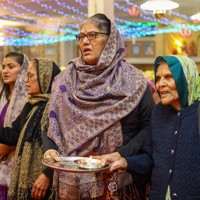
[97,55,200,200]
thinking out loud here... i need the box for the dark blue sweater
[126,102,200,200]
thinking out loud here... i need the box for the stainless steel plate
[42,156,109,173]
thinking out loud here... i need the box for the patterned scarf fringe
[49,182,141,200]
[8,188,28,200]
[49,186,58,200]
[118,183,141,200]
[98,182,141,200]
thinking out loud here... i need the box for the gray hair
[80,13,111,35]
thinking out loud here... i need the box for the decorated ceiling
[0,0,199,46]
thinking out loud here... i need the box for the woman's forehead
[156,62,171,73]
[2,57,18,64]
[28,61,37,71]
[80,23,99,32]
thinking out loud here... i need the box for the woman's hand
[31,173,51,199]
[109,157,128,172]
[94,152,128,172]
[0,144,15,161]
[43,149,59,161]
[95,152,121,165]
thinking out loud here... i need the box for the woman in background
[0,52,29,199]
[146,77,160,104]
[0,58,61,199]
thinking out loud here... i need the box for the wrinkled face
[78,23,108,65]
[24,61,41,96]
[156,62,181,110]
[1,57,21,89]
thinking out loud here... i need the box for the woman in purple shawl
[43,13,154,200]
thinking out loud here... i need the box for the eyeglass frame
[75,31,108,42]
[26,72,37,81]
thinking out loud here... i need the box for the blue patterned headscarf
[154,55,200,108]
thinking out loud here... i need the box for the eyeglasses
[26,72,37,81]
[75,31,108,42]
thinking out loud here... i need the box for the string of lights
[32,0,86,19]
[4,0,85,27]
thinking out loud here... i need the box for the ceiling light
[0,19,24,26]
[191,12,200,21]
[140,0,179,13]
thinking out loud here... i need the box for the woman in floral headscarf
[44,13,154,200]
[98,55,200,200]
[0,52,29,199]
[0,58,61,199]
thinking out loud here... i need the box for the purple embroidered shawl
[47,23,147,199]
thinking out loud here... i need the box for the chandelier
[140,0,179,18]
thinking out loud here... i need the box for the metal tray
[42,156,110,173]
